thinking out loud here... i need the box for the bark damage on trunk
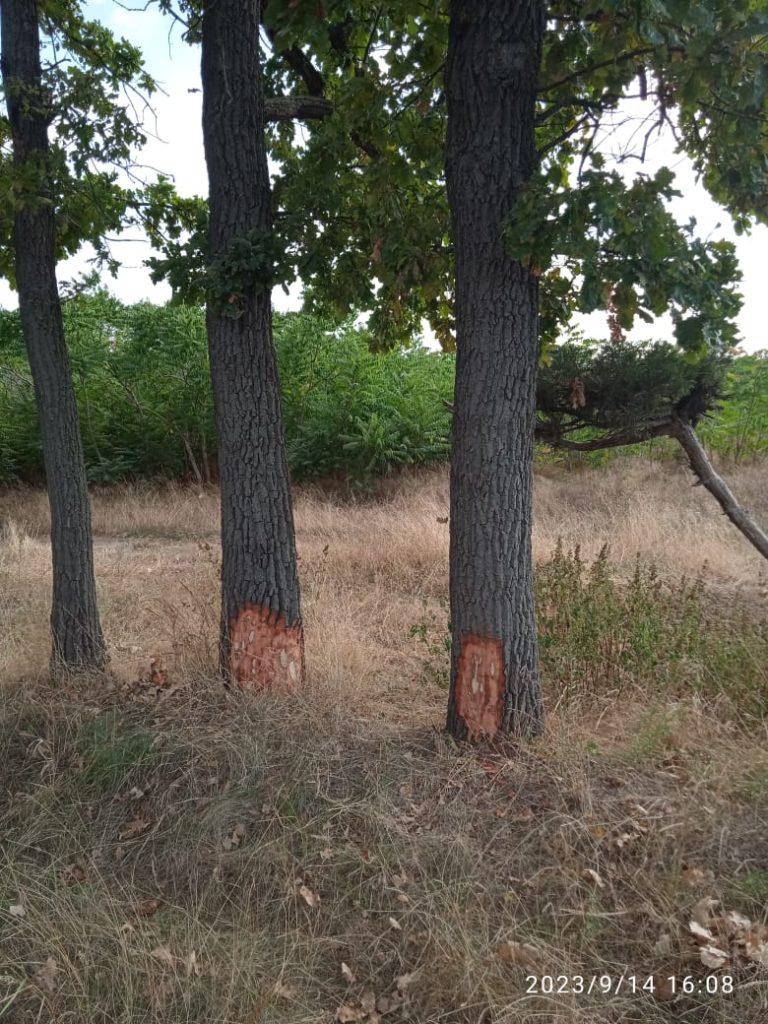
[201,0,304,690]
[454,634,505,740]
[229,604,304,690]
[445,0,546,740]
[1,0,106,673]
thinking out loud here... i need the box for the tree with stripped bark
[199,0,304,688]
[442,0,545,738]
[148,0,767,727]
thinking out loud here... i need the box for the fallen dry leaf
[335,1003,366,1022]
[725,909,751,931]
[395,971,418,993]
[388,916,402,931]
[299,884,320,907]
[8,904,25,918]
[185,949,201,979]
[376,991,403,1014]
[61,863,87,886]
[340,962,356,984]
[700,945,729,968]
[583,867,605,889]
[273,978,296,1000]
[497,940,541,969]
[682,864,714,887]
[33,957,58,994]
[119,816,150,841]
[222,823,246,852]
[653,975,677,1002]
[361,990,377,1014]
[690,897,718,930]
[136,898,163,918]
[744,926,768,966]
[689,920,713,943]
[150,945,176,968]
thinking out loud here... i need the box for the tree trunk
[445,0,545,739]
[201,0,304,689]
[1,0,106,672]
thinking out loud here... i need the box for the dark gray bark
[1,0,106,672]
[201,0,304,688]
[445,0,545,739]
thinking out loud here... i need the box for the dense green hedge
[0,293,765,484]
[0,293,453,483]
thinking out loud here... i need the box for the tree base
[228,603,304,691]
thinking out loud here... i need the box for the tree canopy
[0,0,158,283]
[155,0,766,357]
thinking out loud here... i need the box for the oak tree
[1,0,155,671]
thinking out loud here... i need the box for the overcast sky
[2,0,766,353]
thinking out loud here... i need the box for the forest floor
[1,458,767,1023]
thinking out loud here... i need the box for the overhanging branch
[442,399,768,562]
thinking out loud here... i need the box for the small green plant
[409,603,451,687]
[77,711,157,792]
[629,706,679,760]
[537,542,768,717]
[727,868,768,905]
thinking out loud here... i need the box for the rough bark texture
[264,95,334,122]
[201,0,304,688]
[445,0,545,739]
[1,0,106,671]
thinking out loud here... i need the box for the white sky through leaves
[1,0,766,352]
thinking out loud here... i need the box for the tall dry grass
[1,459,768,1023]
[1,458,766,686]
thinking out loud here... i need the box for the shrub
[537,542,768,717]
[0,296,454,483]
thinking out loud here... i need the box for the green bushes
[276,312,452,478]
[0,291,765,484]
[0,294,453,484]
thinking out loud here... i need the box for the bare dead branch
[671,417,768,561]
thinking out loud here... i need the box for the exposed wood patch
[455,633,504,740]
[229,604,304,691]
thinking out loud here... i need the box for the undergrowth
[1,679,768,1023]
[409,545,768,720]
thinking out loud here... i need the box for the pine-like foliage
[536,340,729,448]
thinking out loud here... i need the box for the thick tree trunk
[445,0,545,739]
[2,0,106,672]
[201,0,304,688]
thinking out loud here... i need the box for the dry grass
[1,458,766,685]
[1,458,768,1023]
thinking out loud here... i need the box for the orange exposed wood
[455,633,505,740]
[228,604,304,691]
